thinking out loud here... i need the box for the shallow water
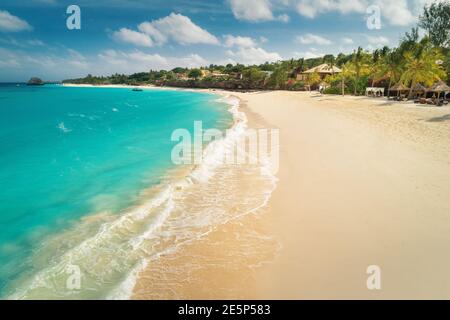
[0,84,232,298]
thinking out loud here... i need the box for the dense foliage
[64,2,450,95]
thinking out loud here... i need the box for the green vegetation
[188,69,202,80]
[64,3,450,96]
[419,2,450,48]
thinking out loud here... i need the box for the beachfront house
[296,64,342,81]
[210,71,230,78]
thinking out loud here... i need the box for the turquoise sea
[0,84,232,299]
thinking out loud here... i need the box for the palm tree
[328,55,337,76]
[401,47,445,98]
[375,50,404,97]
[370,49,381,87]
[352,47,364,95]
[344,47,369,95]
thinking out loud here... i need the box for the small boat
[132,88,143,92]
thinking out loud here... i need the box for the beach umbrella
[412,83,427,92]
[411,83,427,98]
[428,81,450,100]
[389,82,409,97]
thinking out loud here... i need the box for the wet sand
[130,90,450,299]
[71,87,450,299]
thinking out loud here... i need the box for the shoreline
[7,84,256,300]
[63,84,279,299]
[130,92,280,299]
[61,84,450,299]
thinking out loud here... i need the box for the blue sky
[0,0,439,81]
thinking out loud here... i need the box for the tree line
[64,2,450,96]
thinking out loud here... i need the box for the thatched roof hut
[297,63,342,81]
[388,82,410,99]
[389,83,409,91]
[428,81,450,92]
[303,64,342,75]
[411,83,427,93]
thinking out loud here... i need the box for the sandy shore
[132,90,450,300]
[231,91,450,299]
[64,84,450,299]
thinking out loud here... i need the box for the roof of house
[302,63,342,74]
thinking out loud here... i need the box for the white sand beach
[230,91,450,299]
[65,85,450,299]
[132,90,450,300]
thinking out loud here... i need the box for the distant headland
[27,77,62,86]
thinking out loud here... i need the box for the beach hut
[388,83,410,100]
[428,81,450,100]
[411,83,427,99]
[297,64,342,81]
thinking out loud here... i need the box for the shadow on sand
[427,114,450,123]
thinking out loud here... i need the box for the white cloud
[97,49,208,74]
[0,45,209,81]
[295,0,366,19]
[225,46,282,65]
[229,0,290,23]
[0,47,92,81]
[293,48,324,59]
[0,47,21,68]
[259,36,269,44]
[229,0,274,22]
[296,33,332,45]
[138,22,167,44]
[0,10,33,32]
[113,28,153,47]
[342,37,354,45]
[27,39,45,46]
[294,0,423,26]
[0,37,44,47]
[277,14,290,23]
[366,35,390,46]
[372,0,416,26]
[139,13,219,45]
[224,0,439,27]
[224,35,257,48]
[113,13,219,47]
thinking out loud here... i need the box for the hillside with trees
[63,2,450,96]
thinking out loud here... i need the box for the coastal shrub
[291,81,305,91]
[188,69,202,80]
[324,87,341,94]
[345,75,369,95]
